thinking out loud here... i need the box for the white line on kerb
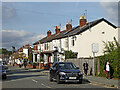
[41,83,51,88]
[32,79,38,83]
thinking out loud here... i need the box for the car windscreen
[58,63,77,70]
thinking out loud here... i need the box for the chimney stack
[55,26,60,34]
[47,30,52,37]
[80,16,87,28]
[66,21,72,32]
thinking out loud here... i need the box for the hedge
[96,49,119,78]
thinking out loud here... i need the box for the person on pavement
[83,61,88,76]
[110,65,114,79]
[104,61,110,80]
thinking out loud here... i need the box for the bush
[65,50,77,59]
[95,37,120,78]
[30,61,33,66]
[96,49,119,78]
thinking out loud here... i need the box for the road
[1,66,109,89]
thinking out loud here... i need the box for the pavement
[7,65,119,89]
[84,75,119,89]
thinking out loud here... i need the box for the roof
[65,18,117,37]
[33,18,117,45]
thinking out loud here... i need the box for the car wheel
[2,75,7,79]
[50,75,53,82]
[57,75,61,84]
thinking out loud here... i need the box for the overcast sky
[1,1,119,50]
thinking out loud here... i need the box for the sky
[1,1,119,50]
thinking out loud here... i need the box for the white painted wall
[69,21,118,58]
[23,49,28,57]
[61,37,69,51]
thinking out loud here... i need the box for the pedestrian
[19,60,22,68]
[110,65,114,79]
[104,61,110,80]
[83,61,88,76]
[23,59,27,69]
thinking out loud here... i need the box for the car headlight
[59,72,66,75]
[79,72,82,75]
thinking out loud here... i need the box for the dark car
[0,65,7,79]
[50,62,83,84]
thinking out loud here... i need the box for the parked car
[0,65,7,79]
[50,62,83,84]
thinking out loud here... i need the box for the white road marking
[32,79,38,83]
[41,83,51,88]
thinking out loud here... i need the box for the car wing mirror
[76,67,79,69]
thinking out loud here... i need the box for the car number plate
[69,77,76,79]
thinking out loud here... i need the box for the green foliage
[30,61,33,66]
[64,50,76,59]
[39,58,44,62]
[28,53,33,62]
[96,37,120,78]
[0,48,12,55]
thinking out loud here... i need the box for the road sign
[92,43,99,53]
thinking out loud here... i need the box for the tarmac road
[1,66,110,89]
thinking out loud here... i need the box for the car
[50,62,83,84]
[0,65,7,79]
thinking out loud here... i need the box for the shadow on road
[3,68,48,81]
[3,74,47,81]
[7,69,46,75]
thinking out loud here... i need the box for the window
[65,39,68,48]
[102,32,105,34]
[71,37,75,46]
[47,43,48,50]
[44,43,46,50]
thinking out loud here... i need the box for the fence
[65,58,100,75]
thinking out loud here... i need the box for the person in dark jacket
[110,65,114,79]
[83,61,88,76]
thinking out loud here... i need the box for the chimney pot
[66,22,72,32]
[47,30,51,37]
[80,15,87,28]
[55,26,60,34]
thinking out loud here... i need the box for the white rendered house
[33,16,118,65]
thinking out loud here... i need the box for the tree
[103,37,119,54]
[28,53,33,62]
[0,48,12,56]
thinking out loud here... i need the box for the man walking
[83,61,88,76]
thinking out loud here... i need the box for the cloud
[2,3,16,22]
[2,30,45,50]
[100,2,118,25]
